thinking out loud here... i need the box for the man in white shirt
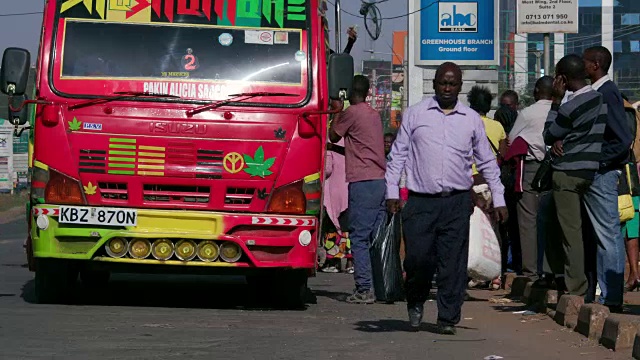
[509,76,554,280]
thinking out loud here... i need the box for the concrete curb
[544,290,558,307]
[510,276,531,297]
[503,273,517,290]
[554,295,583,329]
[523,284,549,312]
[633,334,640,359]
[600,314,640,351]
[505,283,640,355]
[576,304,610,340]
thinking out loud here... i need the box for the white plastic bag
[468,207,501,281]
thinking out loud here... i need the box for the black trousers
[402,190,472,326]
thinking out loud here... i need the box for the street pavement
[0,216,628,360]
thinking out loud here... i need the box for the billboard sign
[516,0,579,34]
[362,60,392,112]
[415,0,499,66]
[391,31,407,129]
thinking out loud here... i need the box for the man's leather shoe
[607,305,624,314]
[438,324,456,335]
[407,303,423,330]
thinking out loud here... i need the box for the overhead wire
[0,12,43,17]
[509,26,640,77]
[560,24,640,44]
[327,0,439,20]
[328,0,638,46]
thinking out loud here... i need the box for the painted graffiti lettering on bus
[59,0,308,28]
[143,81,229,100]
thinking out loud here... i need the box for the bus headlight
[151,239,175,261]
[175,240,197,261]
[106,237,128,258]
[219,241,242,263]
[128,239,152,259]
[196,241,219,262]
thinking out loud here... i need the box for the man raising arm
[328,75,387,304]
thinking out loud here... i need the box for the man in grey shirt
[509,76,553,280]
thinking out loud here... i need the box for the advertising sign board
[414,0,499,66]
[516,0,579,33]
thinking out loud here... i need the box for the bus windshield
[61,20,306,85]
[51,0,312,103]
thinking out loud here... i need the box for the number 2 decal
[182,48,199,71]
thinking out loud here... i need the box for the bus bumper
[29,205,318,271]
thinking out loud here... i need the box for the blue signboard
[415,0,499,65]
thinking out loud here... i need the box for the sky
[0,0,408,68]
[0,1,45,62]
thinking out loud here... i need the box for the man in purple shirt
[386,62,508,334]
[330,75,387,304]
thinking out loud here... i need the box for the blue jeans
[348,179,386,292]
[583,169,626,306]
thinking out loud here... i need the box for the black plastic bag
[371,213,404,304]
[532,152,553,192]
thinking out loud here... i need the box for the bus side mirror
[9,94,29,126]
[0,47,31,96]
[328,53,354,101]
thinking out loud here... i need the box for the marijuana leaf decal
[243,146,276,178]
[68,117,82,131]
[274,127,286,139]
[83,182,97,195]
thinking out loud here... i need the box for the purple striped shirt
[385,97,505,207]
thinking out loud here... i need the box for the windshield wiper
[186,92,297,117]
[68,91,180,110]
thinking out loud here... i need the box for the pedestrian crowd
[321,44,640,335]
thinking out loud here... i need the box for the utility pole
[371,68,377,108]
[534,51,542,79]
[403,35,408,112]
[335,0,341,51]
[543,33,551,78]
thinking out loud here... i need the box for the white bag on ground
[467,207,501,281]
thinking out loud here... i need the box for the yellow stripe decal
[137,158,165,164]
[137,171,164,176]
[109,138,136,143]
[138,164,165,170]
[304,173,321,183]
[138,152,165,158]
[109,163,135,168]
[109,157,136,163]
[34,160,49,170]
[109,144,136,149]
[109,150,136,156]
[138,146,166,151]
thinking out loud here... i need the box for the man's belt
[326,143,345,156]
[409,189,469,198]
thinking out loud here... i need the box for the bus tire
[247,270,308,309]
[80,269,110,287]
[34,259,78,304]
[278,270,308,310]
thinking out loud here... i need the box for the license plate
[58,206,137,227]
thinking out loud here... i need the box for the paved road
[0,217,627,359]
